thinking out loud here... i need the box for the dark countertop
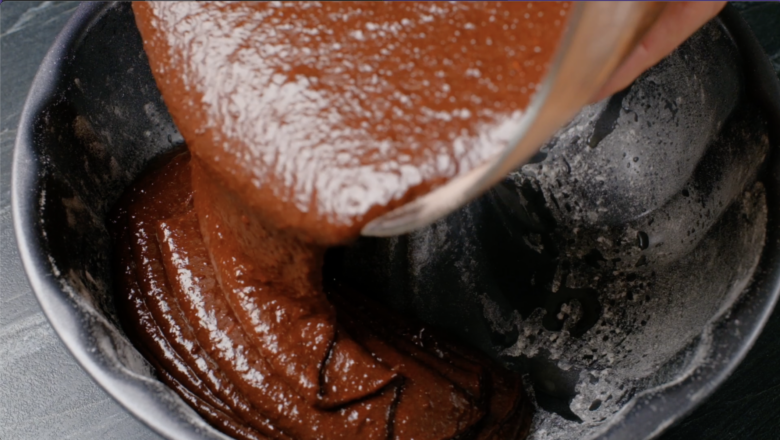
[0,2,778,439]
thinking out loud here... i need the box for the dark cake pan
[13,3,780,440]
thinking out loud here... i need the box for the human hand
[592,1,727,103]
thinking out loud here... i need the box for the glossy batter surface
[110,152,533,439]
[110,2,567,439]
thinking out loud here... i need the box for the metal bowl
[12,3,780,440]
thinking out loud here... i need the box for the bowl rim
[11,3,780,440]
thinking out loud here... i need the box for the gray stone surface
[0,2,161,439]
[0,2,777,439]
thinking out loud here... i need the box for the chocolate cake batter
[110,2,568,439]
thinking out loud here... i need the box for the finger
[591,1,726,103]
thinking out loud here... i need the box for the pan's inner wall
[337,19,770,440]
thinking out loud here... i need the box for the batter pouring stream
[110,2,569,439]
